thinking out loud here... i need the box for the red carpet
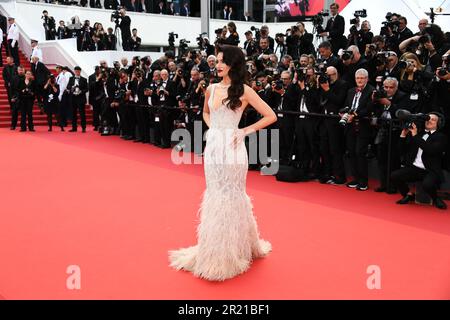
[0,127,449,299]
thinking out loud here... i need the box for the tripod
[114,23,122,51]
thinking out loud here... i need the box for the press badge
[410,93,419,100]
[155,116,160,122]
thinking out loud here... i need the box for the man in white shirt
[7,17,19,65]
[30,39,43,63]
[391,112,448,210]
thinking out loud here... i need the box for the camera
[312,10,329,34]
[255,80,263,87]
[373,87,388,101]
[341,50,354,61]
[111,7,122,25]
[395,109,430,129]
[250,26,260,39]
[214,28,224,35]
[114,88,126,101]
[339,107,355,126]
[437,54,449,77]
[274,79,284,90]
[296,66,307,82]
[350,9,367,25]
[397,60,413,70]
[314,63,329,84]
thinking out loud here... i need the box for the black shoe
[433,198,447,210]
[396,194,415,204]
[93,126,99,131]
[374,186,386,193]
[20,128,26,132]
[60,127,65,132]
[82,128,86,133]
[124,136,135,140]
[69,128,77,132]
[133,139,143,143]
[10,127,16,130]
[327,177,346,185]
[319,176,332,184]
[48,128,52,132]
[356,184,368,191]
[346,180,359,188]
[29,128,35,132]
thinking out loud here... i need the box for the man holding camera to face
[318,66,349,185]
[371,77,411,193]
[390,112,447,210]
[116,7,132,51]
[66,66,88,132]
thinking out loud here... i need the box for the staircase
[0,47,93,128]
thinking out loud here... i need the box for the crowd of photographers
[5,3,450,209]
[41,7,140,51]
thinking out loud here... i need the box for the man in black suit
[66,66,88,132]
[31,56,50,111]
[342,68,375,191]
[90,35,105,51]
[155,69,176,147]
[372,77,411,193]
[391,112,447,209]
[119,7,132,50]
[56,20,69,40]
[320,3,345,55]
[88,66,101,130]
[318,66,349,185]
[155,1,166,14]
[243,11,253,22]
[267,70,300,164]
[180,2,189,16]
[129,28,141,51]
[318,41,341,72]
[105,27,117,50]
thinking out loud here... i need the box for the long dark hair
[216,45,247,111]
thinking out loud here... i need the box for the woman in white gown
[169,45,277,281]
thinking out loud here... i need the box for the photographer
[286,22,314,60]
[118,7,132,50]
[391,112,447,210]
[293,66,321,179]
[119,70,138,141]
[56,20,69,40]
[42,10,56,41]
[340,45,368,87]
[43,74,60,131]
[317,41,341,71]
[341,69,375,191]
[260,25,275,52]
[267,70,299,164]
[318,66,349,185]
[372,77,411,193]
[320,3,346,55]
[374,51,402,81]
[79,20,93,51]
[66,66,88,132]
[398,52,434,113]
[348,20,373,54]
[243,30,258,57]
[399,24,447,72]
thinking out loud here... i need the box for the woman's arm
[241,84,277,135]
[202,85,211,128]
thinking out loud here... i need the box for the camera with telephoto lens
[397,59,413,70]
[395,109,430,129]
[339,107,356,126]
[111,7,121,25]
[373,87,388,101]
[350,9,367,25]
[214,28,223,35]
[380,13,400,36]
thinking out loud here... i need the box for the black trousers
[376,132,401,188]
[319,118,346,180]
[7,40,19,66]
[391,166,440,200]
[71,97,86,129]
[20,98,34,130]
[119,103,136,138]
[345,125,371,185]
[295,116,321,175]
[10,101,19,128]
[136,105,150,142]
[91,100,101,128]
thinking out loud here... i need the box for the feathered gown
[168,83,271,281]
